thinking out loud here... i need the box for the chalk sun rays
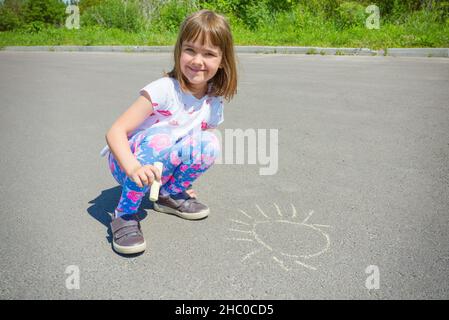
[226,203,331,272]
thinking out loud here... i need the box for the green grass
[0,25,178,46]
[0,11,448,48]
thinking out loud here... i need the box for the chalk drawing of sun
[227,203,331,271]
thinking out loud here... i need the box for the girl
[101,9,238,255]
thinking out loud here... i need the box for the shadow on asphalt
[87,186,153,254]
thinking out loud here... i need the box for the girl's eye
[184,48,215,57]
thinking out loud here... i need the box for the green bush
[22,0,67,27]
[242,0,272,30]
[199,0,299,14]
[2,0,26,14]
[152,0,199,32]
[0,0,67,31]
[0,5,22,31]
[197,0,239,15]
[80,0,145,32]
[299,0,343,18]
[78,0,103,14]
[198,0,297,30]
[434,1,449,22]
[264,0,299,13]
[335,1,366,29]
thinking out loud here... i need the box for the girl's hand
[129,164,162,188]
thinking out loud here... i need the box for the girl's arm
[105,94,154,177]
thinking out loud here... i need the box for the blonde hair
[166,9,238,103]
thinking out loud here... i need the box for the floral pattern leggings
[108,127,220,215]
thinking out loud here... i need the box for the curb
[387,48,449,57]
[235,46,379,56]
[1,45,448,57]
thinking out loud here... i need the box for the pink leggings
[108,127,220,214]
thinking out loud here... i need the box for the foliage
[21,0,66,26]
[80,0,145,33]
[151,0,200,32]
[1,0,448,48]
[0,0,67,30]
[335,1,366,29]
[0,4,22,31]
[78,0,103,14]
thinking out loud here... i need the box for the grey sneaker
[153,191,209,220]
[110,213,146,254]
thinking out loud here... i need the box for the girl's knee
[137,130,176,157]
[200,131,220,161]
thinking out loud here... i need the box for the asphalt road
[0,51,448,299]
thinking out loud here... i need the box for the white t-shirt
[100,76,224,157]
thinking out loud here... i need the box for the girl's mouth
[188,66,204,73]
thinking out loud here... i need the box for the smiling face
[179,38,222,97]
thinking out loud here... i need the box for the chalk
[149,161,164,202]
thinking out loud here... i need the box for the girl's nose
[192,54,204,66]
